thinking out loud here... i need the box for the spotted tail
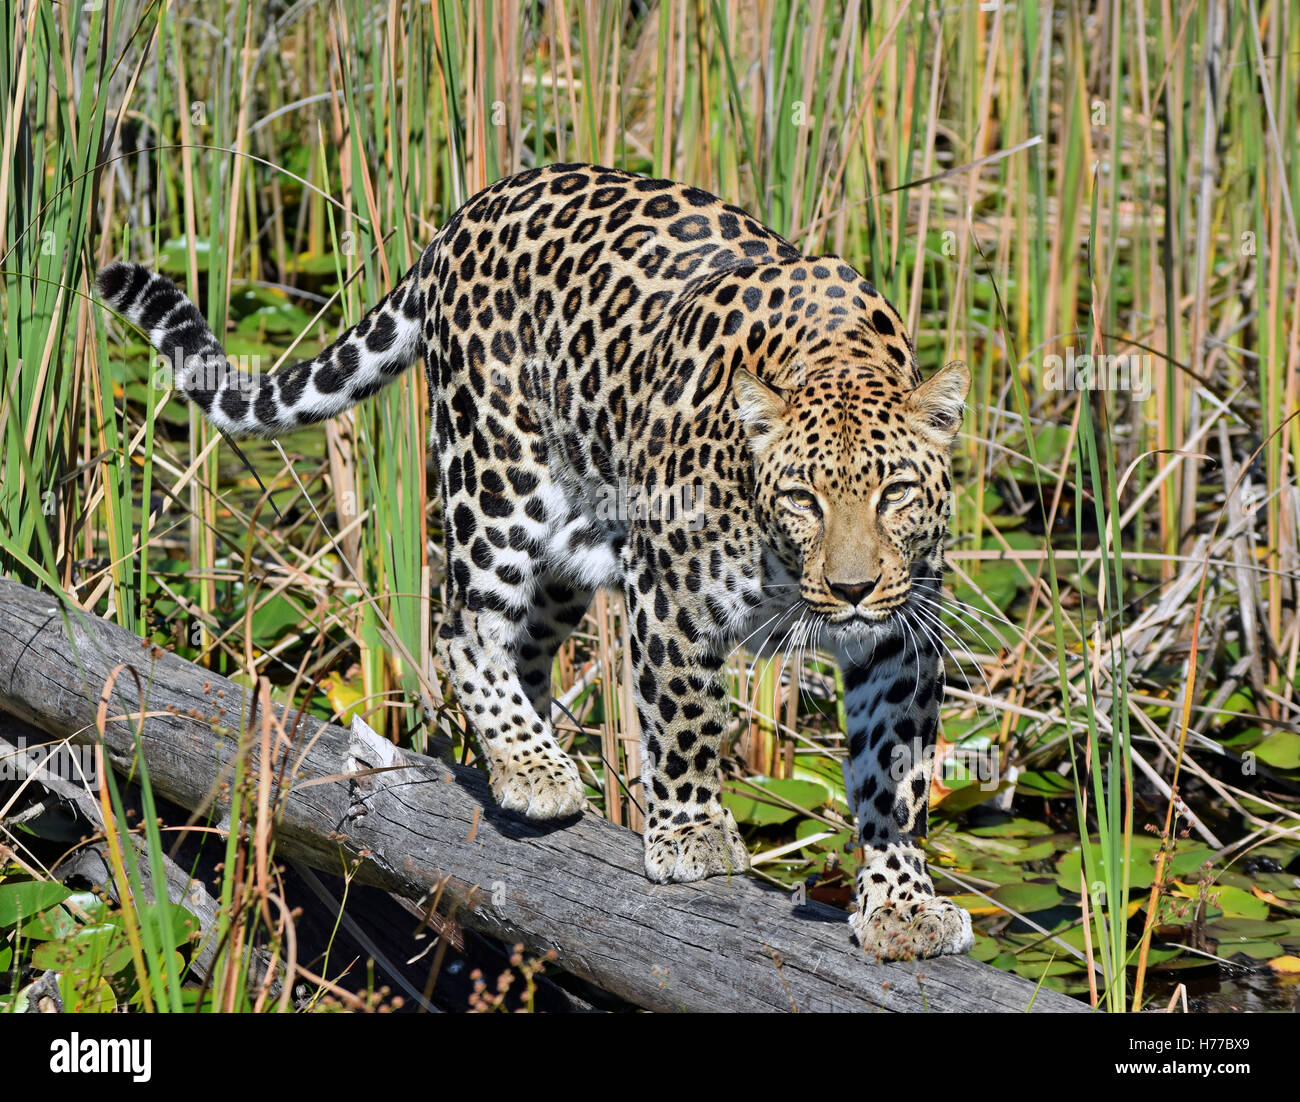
[94,259,425,439]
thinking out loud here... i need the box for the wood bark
[0,576,1084,1012]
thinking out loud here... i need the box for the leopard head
[733,358,969,642]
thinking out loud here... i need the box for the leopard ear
[732,367,790,450]
[905,361,970,444]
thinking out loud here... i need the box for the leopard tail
[94,255,426,439]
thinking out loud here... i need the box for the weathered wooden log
[0,576,1084,1012]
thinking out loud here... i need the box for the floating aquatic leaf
[31,922,132,976]
[58,972,118,1014]
[0,880,71,927]
[18,902,79,941]
[967,861,1029,886]
[1016,770,1076,797]
[935,778,1009,813]
[1170,881,1270,920]
[1167,845,1216,877]
[1223,939,1283,961]
[790,758,848,807]
[795,819,853,855]
[1251,732,1300,770]
[133,900,202,950]
[723,777,827,826]
[968,818,1055,838]
[1055,837,1161,893]
[1206,918,1281,941]
[992,881,1063,913]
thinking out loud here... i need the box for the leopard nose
[828,578,879,607]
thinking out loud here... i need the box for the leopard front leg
[840,636,973,959]
[625,584,749,883]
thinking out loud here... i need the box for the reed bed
[2,0,1298,1010]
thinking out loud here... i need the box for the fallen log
[0,576,1084,1012]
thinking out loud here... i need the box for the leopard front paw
[644,809,749,883]
[489,746,586,820]
[849,895,974,960]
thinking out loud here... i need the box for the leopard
[96,161,974,960]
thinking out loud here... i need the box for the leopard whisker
[910,591,1009,656]
[897,607,927,714]
[911,602,983,680]
[725,607,787,664]
[933,592,1016,633]
[754,614,804,696]
[907,604,989,700]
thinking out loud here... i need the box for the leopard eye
[881,483,915,506]
[783,488,820,515]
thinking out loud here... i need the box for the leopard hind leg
[516,571,596,719]
[435,484,591,820]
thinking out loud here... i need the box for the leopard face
[731,312,969,653]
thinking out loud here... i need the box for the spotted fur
[97,162,973,959]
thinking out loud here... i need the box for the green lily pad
[250,593,307,641]
[790,759,848,807]
[1225,940,1283,961]
[1017,770,1076,797]
[724,778,827,826]
[967,861,1030,886]
[964,834,1029,859]
[58,973,118,1014]
[992,881,1063,913]
[157,235,211,275]
[1212,691,1257,726]
[795,819,854,855]
[1141,947,1186,965]
[1206,918,1282,941]
[1167,846,1216,877]
[0,880,71,926]
[1206,885,1269,920]
[963,831,1060,865]
[969,818,1055,838]
[18,903,79,941]
[134,901,203,950]
[936,778,1010,813]
[1217,869,1300,901]
[31,922,133,976]
[954,561,1021,611]
[1045,924,1092,953]
[1252,732,1300,770]
[1010,958,1080,979]
[1055,836,1160,894]
[1015,839,1060,862]
[235,302,316,336]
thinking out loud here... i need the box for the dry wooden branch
[0,576,1083,1012]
